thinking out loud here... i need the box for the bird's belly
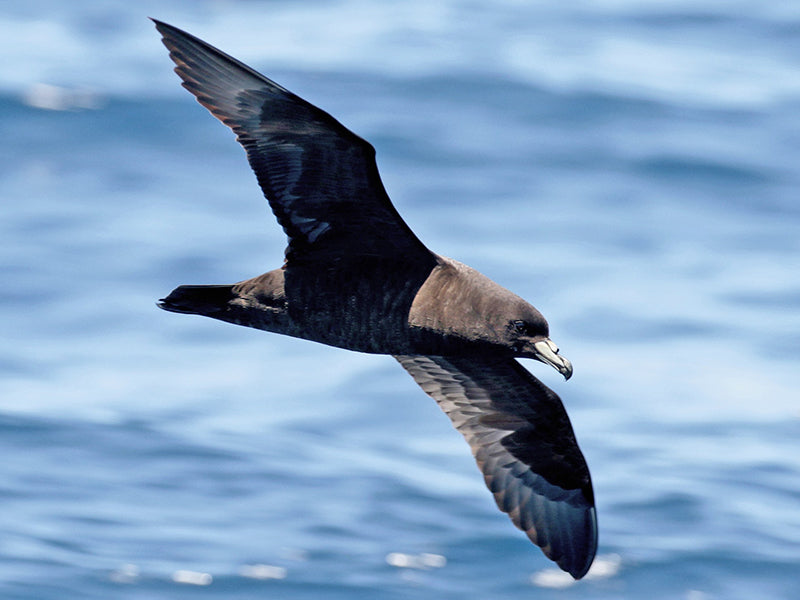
[283,259,431,355]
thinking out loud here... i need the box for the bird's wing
[153,19,434,266]
[394,354,597,579]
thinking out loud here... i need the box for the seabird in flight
[153,19,597,579]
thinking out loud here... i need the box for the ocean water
[1,1,799,598]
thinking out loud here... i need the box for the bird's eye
[512,320,527,334]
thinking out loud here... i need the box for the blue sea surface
[1,1,799,598]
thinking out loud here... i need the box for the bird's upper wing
[153,19,434,266]
[394,354,597,579]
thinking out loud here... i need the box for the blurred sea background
[1,1,799,598]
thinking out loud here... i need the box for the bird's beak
[532,338,573,380]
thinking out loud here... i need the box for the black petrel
[153,19,597,579]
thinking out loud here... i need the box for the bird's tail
[158,284,235,317]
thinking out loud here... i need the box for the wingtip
[150,17,181,40]
[560,505,598,580]
[564,555,594,580]
[150,18,172,43]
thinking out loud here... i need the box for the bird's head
[409,257,573,380]
[499,308,573,380]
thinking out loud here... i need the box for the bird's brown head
[409,257,573,380]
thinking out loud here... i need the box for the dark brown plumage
[153,19,597,578]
